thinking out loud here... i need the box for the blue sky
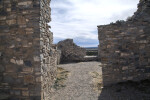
[50,0,139,47]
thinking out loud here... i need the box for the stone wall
[57,39,86,63]
[0,0,56,99]
[40,0,57,100]
[98,0,150,86]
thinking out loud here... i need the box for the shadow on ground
[98,80,150,100]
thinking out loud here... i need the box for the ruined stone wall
[57,39,86,63]
[0,0,56,99]
[98,0,150,86]
[40,0,57,99]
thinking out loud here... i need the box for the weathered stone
[33,56,40,62]
[18,1,32,6]
[0,65,5,72]
[6,19,16,25]
[22,91,29,96]
[14,90,21,95]
[6,65,17,72]
[17,16,26,25]
[0,0,57,99]
[0,16,6,20]
[36,77,41,82]
[24,61,32,67]
[6,8,11,12]
[4,75,15,84]
[122,66,128,71]
[24,75,34,84]
[22,68,33,73]
[9,45,15,48]
[10,59,16,64]
[57,39,86,63]
[98,0,150,86]
[16,59,24,65]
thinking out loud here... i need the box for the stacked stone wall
[98,0,150,86]
[40,0,57,99]
[57,39,86,63]
[0,0,56,99]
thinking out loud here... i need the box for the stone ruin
[57,39,86,63]
[0,0,58,99]
[0,0,149,99]
[98,0,150,86]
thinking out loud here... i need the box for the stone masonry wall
[57,39,86,63]
[40,0,57,100]
[98,0,150,86]
[0,0,56,99]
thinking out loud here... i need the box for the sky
[50,0,139,47]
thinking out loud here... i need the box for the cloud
[50,0,139,47]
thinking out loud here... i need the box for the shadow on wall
[98,80,150,100]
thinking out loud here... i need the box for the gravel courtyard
[51,61,150,100]
[51,61,102,100]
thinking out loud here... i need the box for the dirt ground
[52,61,150,100]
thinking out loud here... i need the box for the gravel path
[52,61,102,100]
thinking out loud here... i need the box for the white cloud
[50,0,139,47]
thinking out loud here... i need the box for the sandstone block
[6,19,16,25]
[17,16,26,25]
[24,75,34,84]
[36,77,41,82]
[22,91,29,96]
[34,56,40,62]
[22,68,33,73]
[16,59,24,65]
[122,66,128,70]
[24,61,32,67]
[18,1,32,6]
[14,90,21,96]
[6,65,17,72]
[0,16,6,20]
[10,59,16,64]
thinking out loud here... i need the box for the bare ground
[51,61,102,100]
[51,61,150,100]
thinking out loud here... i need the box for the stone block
[0,65,5,72]
[6,65,17,72]
[33,56,40,62]
[24,61,32,67]
[14,90,21,96]
[0,16,6,20]
[16,59,24,65]
[4,75,15,84]
[122,66,128,70]
[24,75,34,84]
[10,58,16,64]
[22,68,33,73]
[22,91,29,96]
[6,8,11,12]
[6,19,16,25]
[36,77,41,82]
[17,16,26,25]
[18,1,32,6]
[127,77,133,80]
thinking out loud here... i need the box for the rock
[24,60,32,67]
[57,39,86,63]
[6,19,16,25]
